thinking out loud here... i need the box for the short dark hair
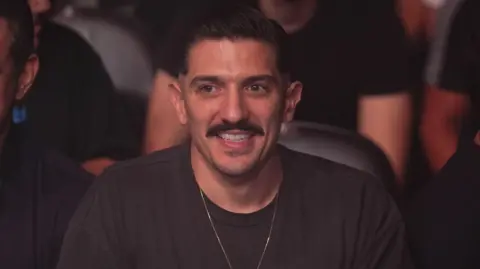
[0,0,34,74]
[161,3,291,76]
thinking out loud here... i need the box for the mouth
[218,132,251,141]
[215,131,256,150]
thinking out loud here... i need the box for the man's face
[0,18,38,133]
[172,39,301,178]
[28,0,51,47]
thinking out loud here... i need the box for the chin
[210,149,261,177]
[214,161,258,178]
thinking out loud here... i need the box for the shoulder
[95,144,186,190]
[106,144,183,173]
[39,148,93,199]
[282,146,385,190]
[282,147,399,219]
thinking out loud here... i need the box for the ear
[169,77,188,125]
[282,80,302,123]
[15,54,39,101]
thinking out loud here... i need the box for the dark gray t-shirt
[57,144,412,269]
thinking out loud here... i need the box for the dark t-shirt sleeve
[56,171,127,269]
[354,0,410,95]
[352,182,413,269]
[437,0,478,93]
[407,142,480,269]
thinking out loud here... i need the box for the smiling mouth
[217,133,252,142]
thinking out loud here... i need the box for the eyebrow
[189,76,222,87]
[242,75,278,86]
[189,75,278,87]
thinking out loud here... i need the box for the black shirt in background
[155,0,410,131]
[436,0,480,135]
[57,144,413,269]
[288,0,410,130]
[0,125,92,269]
[25,21,140,163]
[407,141,480,269]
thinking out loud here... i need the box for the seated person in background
[407,126,480,269]
[420,0,477,172]
[25,0,140,175]
[0,1,92,268]
[57,5,412,268]
[144,0,412,186]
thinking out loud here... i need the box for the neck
[191,147,283,214]
[259,0,317,34]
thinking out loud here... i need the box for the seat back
[279,121,396,193]
[53,7,153,97]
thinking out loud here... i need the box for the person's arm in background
[398,0,446,39]
[358,94,412,182]
[143,70,187,153]
[398,0,428,40]
[420,87,469,171]
[420,0,473,172]
[356,0,412,185]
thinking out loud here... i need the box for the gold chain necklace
[200,190,279,269]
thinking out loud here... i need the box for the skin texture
[170,39,302,213]
[358,93,411,183]
[0,18,39,156]
[397,0,432,39]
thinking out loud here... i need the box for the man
[420,0,475,172]
[24,0,140,175]
[0,1,92,268]
[144,0,412,183]
[407,127,480,268]
[57,5,412,268]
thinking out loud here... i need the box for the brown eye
[246,84,267,93]
[198,85,218,93]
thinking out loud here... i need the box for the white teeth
[219,133,250,142]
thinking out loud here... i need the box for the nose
[220,88,248,123]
